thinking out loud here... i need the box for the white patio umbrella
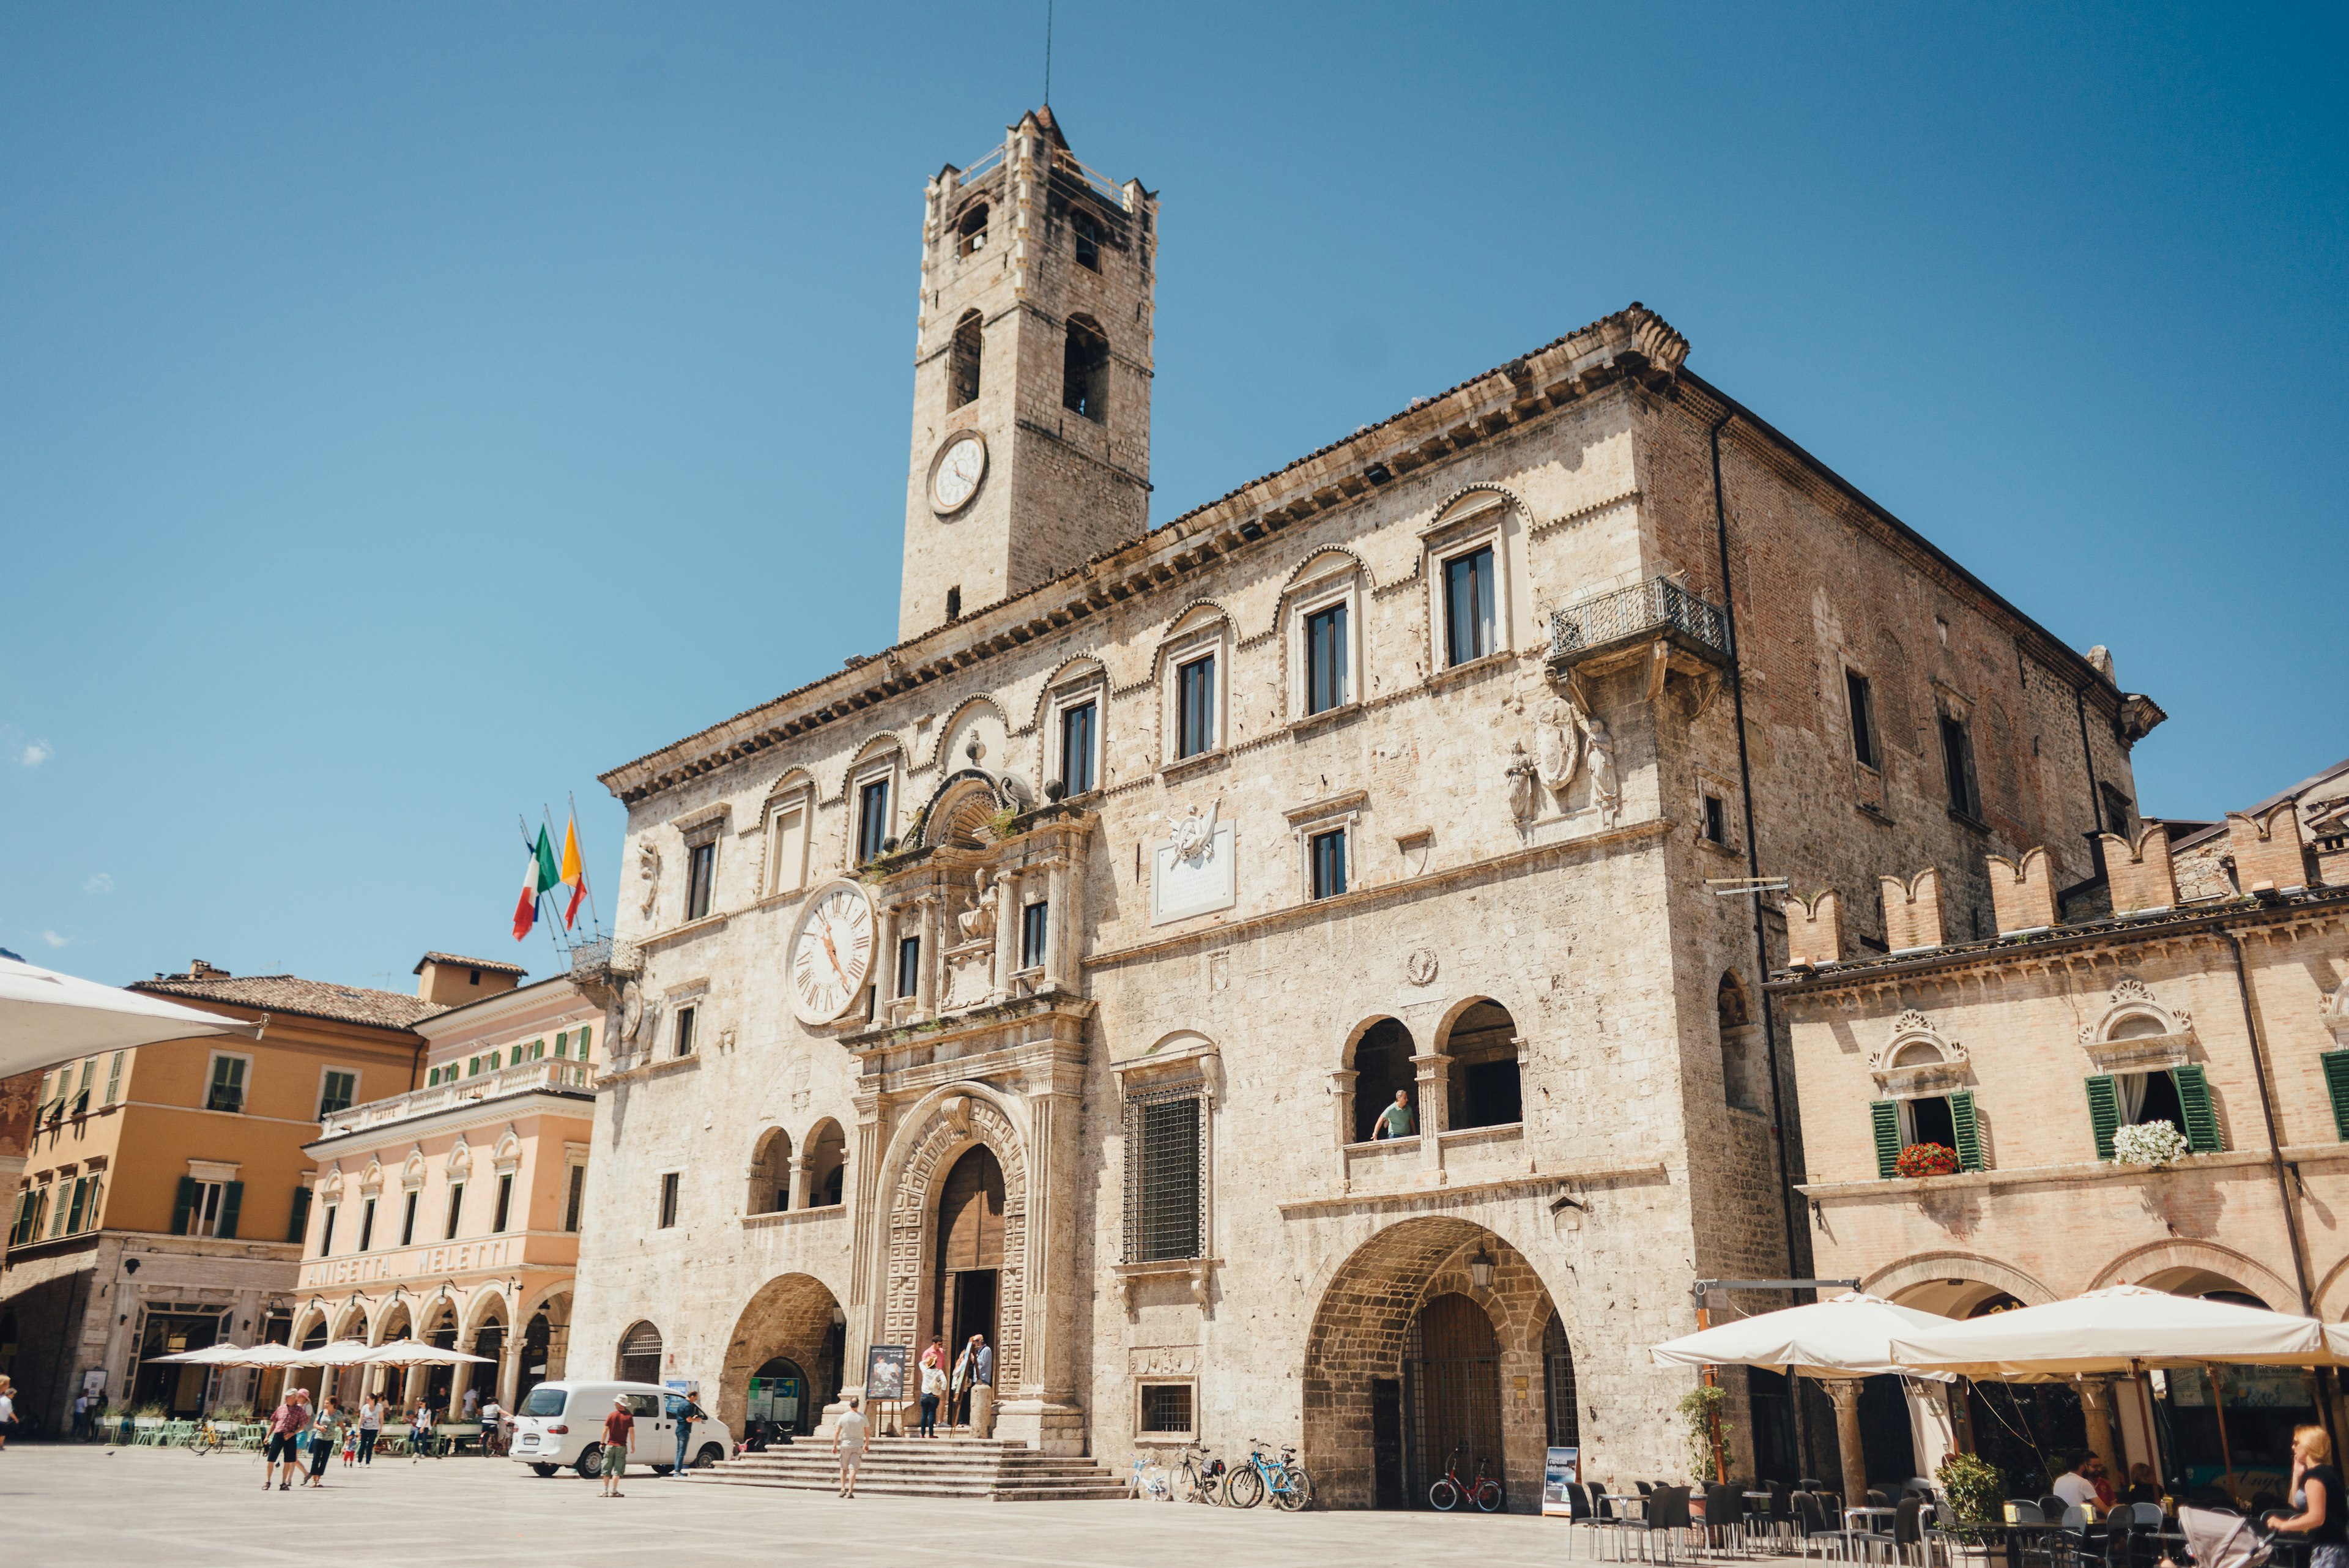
[1651,1291,1955,1506]
[358,1340,494,1367]
[283,1339,378,1367]
[1887,1284,2349,1498]
[147,1342,303,1367]
[0,953,264,1080]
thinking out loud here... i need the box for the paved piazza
[1,1446,1564,1566]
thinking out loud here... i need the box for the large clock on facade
[788,879,877,1025]
[929,431,987,515]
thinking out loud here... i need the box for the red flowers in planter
[1896,1142,1961,1178]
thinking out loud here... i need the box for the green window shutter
[2173,1065,2222,1153]
[2323,1052,2349,1142]
[216,1180,243,1239]
[287,1185,313,1245]
[2086,1075,2121,1161]
[171,1175,198,1235]
[65,1178,89,1233]
[577,1024,590,1054]
[1871,1100,1902,1179]
[1950,1090,1984,1172]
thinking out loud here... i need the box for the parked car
[508,1380,730,1478]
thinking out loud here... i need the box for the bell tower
[899,107,1155,642]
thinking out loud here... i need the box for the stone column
[1327,1068,1359,1151]
[1411,1052,1451,1170]
[913,896,938,1017]
[788,1154,812,1213]
[997,1067,1086,1455]
[825,1101,885,1436]
[991,868,1022,999]
[1824,1378,1868,1510]
[875,901,899,1014]
[1042,858,1069,992]
[498,1326,522,1410]
[2079,1376,2123,1484]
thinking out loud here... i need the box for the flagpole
[519,816,566,961]
[568,791,605,941]
[540,806,573,960]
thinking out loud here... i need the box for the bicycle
[188,1420,229,1456]
[1224,1438,1313,1512]
[1427,1441,1504,1512]
[1127,1452,1171,1501]
[1170,1444,1225,1505]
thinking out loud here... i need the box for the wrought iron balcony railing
[1547,577,1731,668]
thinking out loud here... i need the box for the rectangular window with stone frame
[1123,1087,1206,1264]
[684,839,717,921]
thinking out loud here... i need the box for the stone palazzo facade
[565,108,2161,1505]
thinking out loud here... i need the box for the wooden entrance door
[1406,1291,1504,1504]
[933,1145,1005,1361]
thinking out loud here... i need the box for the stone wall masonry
[2100,825,2178,914]
[1987,846,2060,934]
[1881,868,1948,952]
[2231,804,2311,894]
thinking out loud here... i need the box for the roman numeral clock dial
[787,880,876,1026]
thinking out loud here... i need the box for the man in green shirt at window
[1375,1088,1415,1140]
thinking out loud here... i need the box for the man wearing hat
[599,1394,635,1498]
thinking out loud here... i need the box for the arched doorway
[717,1273,845,1438]
[520,1312,554,1402]
[933,1145,1004,1360]
[617,1320,662,1386]
[1304,1217,1565,1511]
[1409,1293,1503,1501]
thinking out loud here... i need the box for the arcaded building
[565,106,2162,1504]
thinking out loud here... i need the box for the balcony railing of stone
[1547,577,1731,672]
[318,1058,593,1138]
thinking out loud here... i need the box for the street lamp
[1468,1244,1496,1291]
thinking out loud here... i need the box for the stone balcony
[315,1058,594,1140]
[1546,576,1731,682]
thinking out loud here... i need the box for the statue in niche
[1583,716,1620,826]
[1504,741,1540,825]
[636,842,662,920]
[1534,699,1584,792]
[1168,793,1223,867]
[956,868,998,943]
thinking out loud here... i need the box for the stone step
[692,1436,1127,1503]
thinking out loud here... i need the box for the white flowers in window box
[2113,1119,2191,1167]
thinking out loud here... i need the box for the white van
[509,1380,731,1478]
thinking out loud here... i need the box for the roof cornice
[599,304,1688,808]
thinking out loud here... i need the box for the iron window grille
[1547,576,1731,664]
[1122,1087,1206,1263]
[1140,1383,1194,1433]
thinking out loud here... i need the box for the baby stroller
[2180,1507,2276,1568]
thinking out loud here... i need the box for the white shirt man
[2052,1463,2099,1510]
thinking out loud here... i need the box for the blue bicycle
[1223,1437,1312,1511]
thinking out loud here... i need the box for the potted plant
[1896,1142,1961,1178]
[2114,1120,2191,1166]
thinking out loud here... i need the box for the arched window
[749,1127,793,1214]
[1718,973,1759,1110]
[1071,207,1102,271]
[617,1320,662,1386]
[947,310,982,410]
[1062,314,1108,423]
[805,1119,847,1208]
[956,201,989,256]
[1443,1000,1523,1131]
[1543,1312,1580,1446]
[1351,1018,1417,1143]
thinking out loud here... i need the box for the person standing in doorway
[1373,1088,1414,1140]
[356,1393,382,1465]
[833,1394,867,1498]
[918,1344,946,1439]
[669,1391,708,1477]
[599,1395,633,1499]
[262,1387,310,1490]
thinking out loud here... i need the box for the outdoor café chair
[1704,1485,1750,1558]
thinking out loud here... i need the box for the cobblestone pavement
[0,1446,1569,1566]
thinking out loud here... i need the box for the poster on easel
[865,1344,910,1403]
[1543,1446,1581,1515]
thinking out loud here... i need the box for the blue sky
[3,3,2342,989]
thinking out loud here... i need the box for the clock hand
[820,922,849,986]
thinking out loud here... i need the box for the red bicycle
[1428,1442,1504,1512]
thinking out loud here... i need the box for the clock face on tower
[930,431,987,515]
[787,880,877,1025]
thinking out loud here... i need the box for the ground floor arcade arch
[1303,1216,1573,1511]
[718,1273,845,1439]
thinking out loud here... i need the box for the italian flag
[513,827,560,940]
[558,816,589,929]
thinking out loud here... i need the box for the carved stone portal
[882,1093,1029,1390]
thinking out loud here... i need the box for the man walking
[262,1387,311,1491]
[599,1395,634,1499]
[669,1390,708,1477]
[832,1394,867,1498]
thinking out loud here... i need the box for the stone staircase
[691,1435,1127,1502]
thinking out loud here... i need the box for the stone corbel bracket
[1868,1009,1971,1098]
[1112,1257,1218,1315]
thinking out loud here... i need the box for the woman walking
[356,1393,382,1465]
[303,1399,344,1488]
